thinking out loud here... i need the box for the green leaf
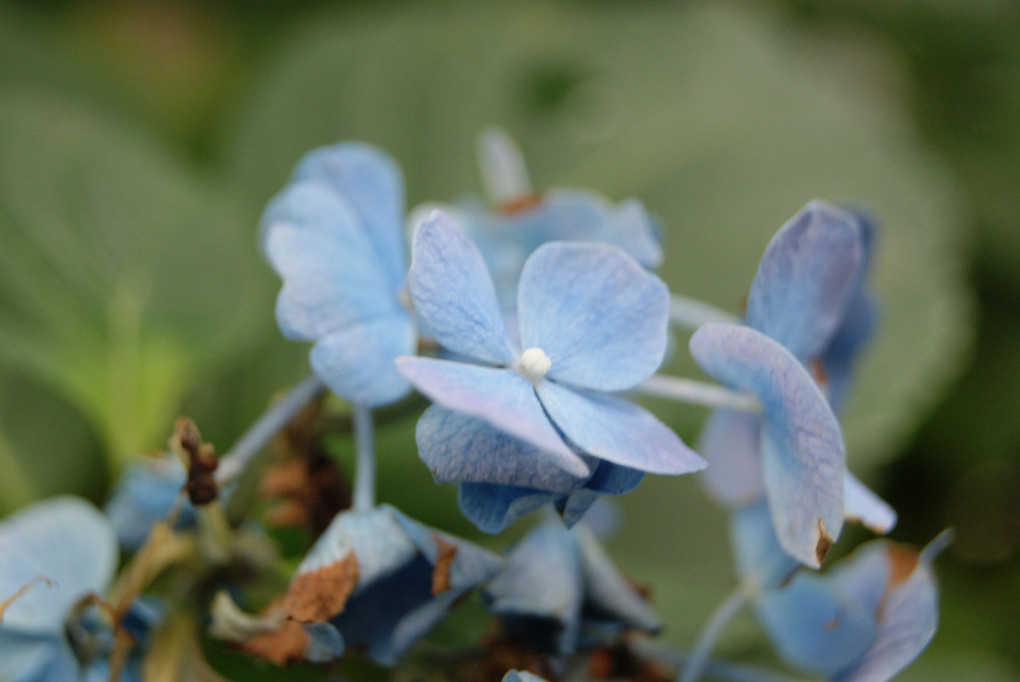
[225,1,971,471]
[0,89,267,465]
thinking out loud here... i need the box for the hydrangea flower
[104,453,194,550]
[689,202,893,567]
[755,533,946,681]
[484,517,661,655]
[281,504,501,666]
[0,497,124,681]
[411,128,662,311]
[396,211,704,530]
[262,143,416,406]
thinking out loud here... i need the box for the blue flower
[484,517,661,655]
[412,128,662,311]
[0,497,123,681]
[281,504,502,666]
[689,202,892,567]
[754,533,945,681]
[396,212,704,530]
[104,453,194,550]
[262,143,416,407]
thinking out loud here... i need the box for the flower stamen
[519,347,552,381]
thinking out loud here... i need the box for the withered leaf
[284,552,359,623]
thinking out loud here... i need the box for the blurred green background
[0,0,1017,679]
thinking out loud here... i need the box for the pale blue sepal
[536,380,705,475]
[415,405,589,490]
[832,543,940,682]
[303,622,345,663]
[104,453,192,550]
[291,142,407,288]
[558,461,643,527]
[396,357,586,476]
[266,186,395,340]
[503,670,551,682]
[517,242,669,392]
[310,311,416,407]
[0,634,62,682]
[843,472,897,534]
[0,497,117,635]
[745,201,862,362]
[458,482,558,534]
[606,199,663,269]
[690,324,845,568]
[574,523,662,635]
[698,408,764,507]
[756,573,878,678]
[408,211,518,365]
[730,502,799,592]
[484,521,584,655]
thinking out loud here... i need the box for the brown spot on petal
[886,544,920,590]
[815,519,834,565]
[284,553,359,623]
[498,193,543,215]
[809,358,828,388]
[241,620,310,666]
[431,533,458,595]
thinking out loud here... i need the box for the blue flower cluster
[0,131,943,682]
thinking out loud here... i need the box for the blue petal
[396,357,586,476]
[477,127,532,205]
[835,552,938,682]
[0,634,63,682]
[310,311,416,406]
[0,497,117,635]
[729,502,799,591]
[485,521,583,655]
[458,483,557,534]
[502,672,550,682]
[104,454,192,550]
[415,405,589,489]
[266,183,397,340]
[605,198,663,268]
[690,324,845,568]
[291,143,407,288]
[745,201,863,361]
[843,472,897,534]
[303,622,344,663]
[756,571,878,678]
[536,381,705,475]
[518,243,669,392]
[697,408,764,507]
[408,211,518,365]
[559,461,644,527]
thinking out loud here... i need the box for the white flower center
[519,347,551,381]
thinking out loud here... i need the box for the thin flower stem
[215,374,325,487]
[634,375,760,413]
[679,585,752,682]
[670,295,739,329]
[352,405,375,513]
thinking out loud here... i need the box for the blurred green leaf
[0,90,266,465]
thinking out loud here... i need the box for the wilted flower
[262,143,416,406]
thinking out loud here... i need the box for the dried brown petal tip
[241,620,310,666]
[498,193,543,215]
[815,518,834,566]
[284,553,359,623]
[431,533,458,595]
[886,544,920,589]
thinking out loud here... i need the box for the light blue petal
[104,453,192,550]
[518,243,669,392]
[756,573,877,678]
[0,633,61,682]
[502,672,550,682]
[477,127,532,205]
[843,472,897,534]
[0,497,117,635]
[730,502,800,591]
[825,543,890,619]
[458,483,557,534]
[396,357,586,476]
[821,290,878,412]
[485,521,583,655]
[536,381,705,475]
[408,211,518,365]
[303,622,344,663]
[697,408,764,507]
[605,199,663,268]
[690,324,845,568]
[745,201,862,361]
[559,461,644,527]
[310,311,416,407]
[266,183,397,341]
[573,524,661,634]
[291,143,406,287]
[415,405,590,490]
[835,555,938,682]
